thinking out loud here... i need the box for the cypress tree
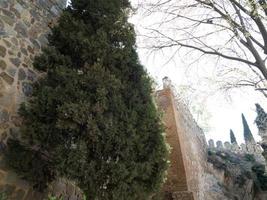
[6,0,168,199]
[255,103,267,131]
[230,129,237,144]
[242,113,255,143]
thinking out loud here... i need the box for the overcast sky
[129,0,267,145]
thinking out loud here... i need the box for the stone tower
[0,0,67,199]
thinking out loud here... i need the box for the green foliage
[255,103,267,131]
[244,154,256,162]
[252,164,267,190]
[5,138,56,191]
[5,0,168,199]
[230,129,237,144]
[241,114,255,142]
[0,192,7,200]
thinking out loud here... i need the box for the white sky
[129,0,267,145]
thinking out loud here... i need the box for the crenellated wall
[0,1,68,199]
[156,78,208,200]
[156,78,267,200]
[207,138,265,164]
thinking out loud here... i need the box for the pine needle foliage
[6,0,168,199]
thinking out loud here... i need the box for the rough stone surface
[10,58,21,67]
[22,82,32,96]
[0,72,14,85]
[0,45,6,57]
[18,68,26,80]
[0,109,9,124]
[0,0,68,199]
[207,148,267,200]
[0,60,6,70]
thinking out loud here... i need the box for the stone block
[1,9,15,19]
[0,72,14,85]
[7,67,17,78]
[216,141,223,149]
[0,109,9,124]
[10,58,21,67]
[0,60,7,70]
[14,3,24,13]
[0,45,7,58]
[3,39,12,48]
[0,1,8,9]
[208,139,215,148]
[14,22,28,37]
[18,68,26,81]
[0,15,15,26]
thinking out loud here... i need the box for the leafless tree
[135,0,267,96]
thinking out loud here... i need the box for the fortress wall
[173,93,208,200]
[0,1,67,199]
[156,87,208,200]
[0,0,66,141]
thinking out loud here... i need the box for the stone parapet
[208,139,265,164]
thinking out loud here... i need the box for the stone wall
[208,139,265,164]
[0,0,67,199]
[0,0,66,142]
[155,78,267,200]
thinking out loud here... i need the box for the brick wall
[156,86,208,200]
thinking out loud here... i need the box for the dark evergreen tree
[6,0,168,199]
[230,129,237,144]
[255,103,267,131]
[242,114,255,143]
[255,105,267,163]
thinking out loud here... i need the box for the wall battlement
[157,77,208,200]
[208,139,265,164]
